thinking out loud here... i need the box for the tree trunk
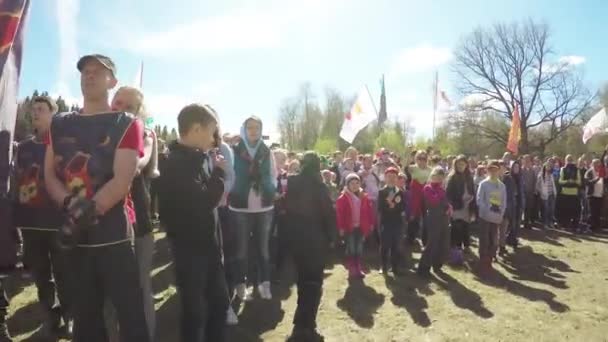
[520,125,529,155]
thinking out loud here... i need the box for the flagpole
[365,84,379,117]
[432,71,438,142]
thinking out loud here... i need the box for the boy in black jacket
[378,167,406,276]
[157,104,229,342]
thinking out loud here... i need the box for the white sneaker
[258,281,272,300]
[226,306,239,325]
[235,283,252,301]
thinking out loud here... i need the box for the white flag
[133,61,143,89]
[433,71,452,113]
[340,88,377,144]
[583,107,608,144]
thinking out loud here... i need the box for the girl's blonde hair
[115,86,148,119]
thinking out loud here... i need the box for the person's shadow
[384,270,433,328]
[477,266,570,313]
[336,278,385,329]
[432,271,493,319]
[498,245,577,289]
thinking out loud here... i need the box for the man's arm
[44,145,70,205]
[92,148,138,215]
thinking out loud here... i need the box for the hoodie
[158,141,225,245]
[476,177,507,224]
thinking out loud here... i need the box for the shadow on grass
[432,271,494,319]
[336,278,385,329]
[384,271,432,328]
[498,245,577,289]
[477,267,570,313]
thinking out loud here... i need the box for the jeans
[543,195,556,228]
[233,210,274,284]
[478,219,499,258]
[170,238,229,342]
[507,206,522,247]
[73,242,149,342]
[345,228,364,257]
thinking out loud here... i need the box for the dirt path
[6,227,608,342]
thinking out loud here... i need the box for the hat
[345,173,360,185]
[385,167,399,175]
[77,54,117,76]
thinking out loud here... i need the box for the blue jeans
[543,195,555,227]
[345,228,364,257]
[233,210,274,284]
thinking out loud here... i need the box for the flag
[133,60,143,89]
[506,104,521,155]
[0,0,30,270]
[340,87,377,144]
[0,0,29,194]
[432,71,452,113]
[582,107,608,144]
[378,75,387,125]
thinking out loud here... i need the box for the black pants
[21,230,72,320]
[288,227,327,330]
[170,237,229,342]
[0,279,8,323]
[589,197,603,232]
[557,195,581,229]
[407,218,422,244]
[524,194,538,227]
[380,223,401,270]
[72,242,149,342]
[450,220,470,249]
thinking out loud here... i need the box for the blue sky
[18,0,608,139]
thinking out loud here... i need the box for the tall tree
[451,20,594,154]
[277,98,299,150]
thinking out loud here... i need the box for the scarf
[240,124,263,159]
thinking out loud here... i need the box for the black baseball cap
[77,54,116,76]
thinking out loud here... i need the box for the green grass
[6,227,608,342]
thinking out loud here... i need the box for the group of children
[319,148,605,280]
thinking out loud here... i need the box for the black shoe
[287,328,324,342]
[432,264,444,274]
[0,322,12,342]
[417,266,431,278]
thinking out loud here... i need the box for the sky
[17,0,608,140]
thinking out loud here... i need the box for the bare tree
[277,98,299,150]
[451,20,594,154]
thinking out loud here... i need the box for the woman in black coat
[285,151,336,342]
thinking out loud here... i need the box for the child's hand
[447,205,453,217]
[339,230,345,237]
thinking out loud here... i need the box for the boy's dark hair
[32,96,58,113]
[177,103,218,136]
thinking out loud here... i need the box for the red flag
[0,0,30,271]
[507,104,521,155]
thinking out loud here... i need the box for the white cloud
[544,55,586,73]
[558,55,586,66]
[390,45,452,75]
[120,0,345,57]
[55,0,79,97]
[132,10,282,56]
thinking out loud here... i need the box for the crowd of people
[0,53,607,342]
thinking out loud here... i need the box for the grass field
[5,226,608,342]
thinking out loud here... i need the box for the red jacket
[336,191,375,237]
